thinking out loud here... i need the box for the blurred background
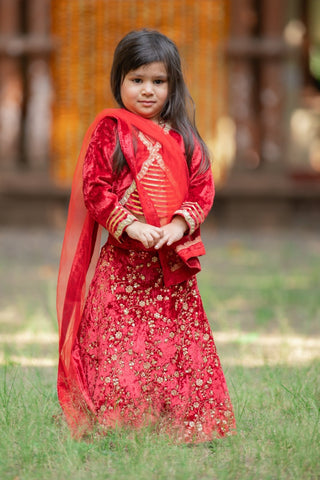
[0,0,319,228]
[1,6,320,458]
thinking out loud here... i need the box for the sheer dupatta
[57,108,189,433]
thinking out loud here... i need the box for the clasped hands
[126,216,188,250]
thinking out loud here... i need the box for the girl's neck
[151,117,171,130]
[148,116,164,126]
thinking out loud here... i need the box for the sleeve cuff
[173,202,205,235]
[106,205,137,241]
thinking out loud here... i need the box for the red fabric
[73,244,236,443]
[57,108,191,432]
[57,108,234,440]
[82,114,215,286]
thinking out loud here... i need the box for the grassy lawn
[0,227,319,479]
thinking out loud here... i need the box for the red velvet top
[82,114,215,286]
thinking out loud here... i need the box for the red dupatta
[57,108,189,433]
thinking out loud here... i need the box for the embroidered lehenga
[57,109,235,443]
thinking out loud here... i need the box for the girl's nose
[142,82,153,95]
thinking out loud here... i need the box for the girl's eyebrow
[129,72,168,79]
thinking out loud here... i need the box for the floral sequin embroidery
[73,242,235,443]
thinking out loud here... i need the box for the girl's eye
[132,78,142,83]
[154,79,165,84]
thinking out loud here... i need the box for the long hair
[110,29,210,175]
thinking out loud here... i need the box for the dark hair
[110,29,210,175]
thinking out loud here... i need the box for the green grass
[200,229,320,336]
[0,227,320,479]
[0,363,319,480]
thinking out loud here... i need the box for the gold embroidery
[113,215,136,240]
[174,202,205,234]
[170,262,183,272]
[106,205,136,240]
[137,132,164,180]
[121,131,179,218]
[162,123,171,134]
[78,244,236,442]
[174,209,196,234]
[175,236,202,253]
[119,180,137,206]
[166,250,184,272]
[183,202,205,223]
[107,206,123,232]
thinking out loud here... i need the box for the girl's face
[120,62,169,123]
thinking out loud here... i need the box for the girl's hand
[154,216,188,250]
[126,221,163,249]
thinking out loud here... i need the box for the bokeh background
[0,0,319,228]
[1,4,320,478]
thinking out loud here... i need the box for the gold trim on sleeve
[114,214,137,241]
[174,209,196,234]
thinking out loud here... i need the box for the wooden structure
[0,0,53,170]
[217,0,320,227]
[50,0,229,184]
[0,0,319,227]
[0,0,59,225]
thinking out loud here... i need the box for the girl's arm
[83,117,162,247]
[155,141,214,249]
[83,118,136,242]
[173,142,215,235]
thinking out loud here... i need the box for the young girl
[57,29,235,443]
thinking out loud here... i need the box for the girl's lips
[139,101,155,106]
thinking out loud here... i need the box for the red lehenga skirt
[72,241,235,443]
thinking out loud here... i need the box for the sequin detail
[73,243,236,443]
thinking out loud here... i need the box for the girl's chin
[123,107,161,123]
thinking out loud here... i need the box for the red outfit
[57,108,235,442]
